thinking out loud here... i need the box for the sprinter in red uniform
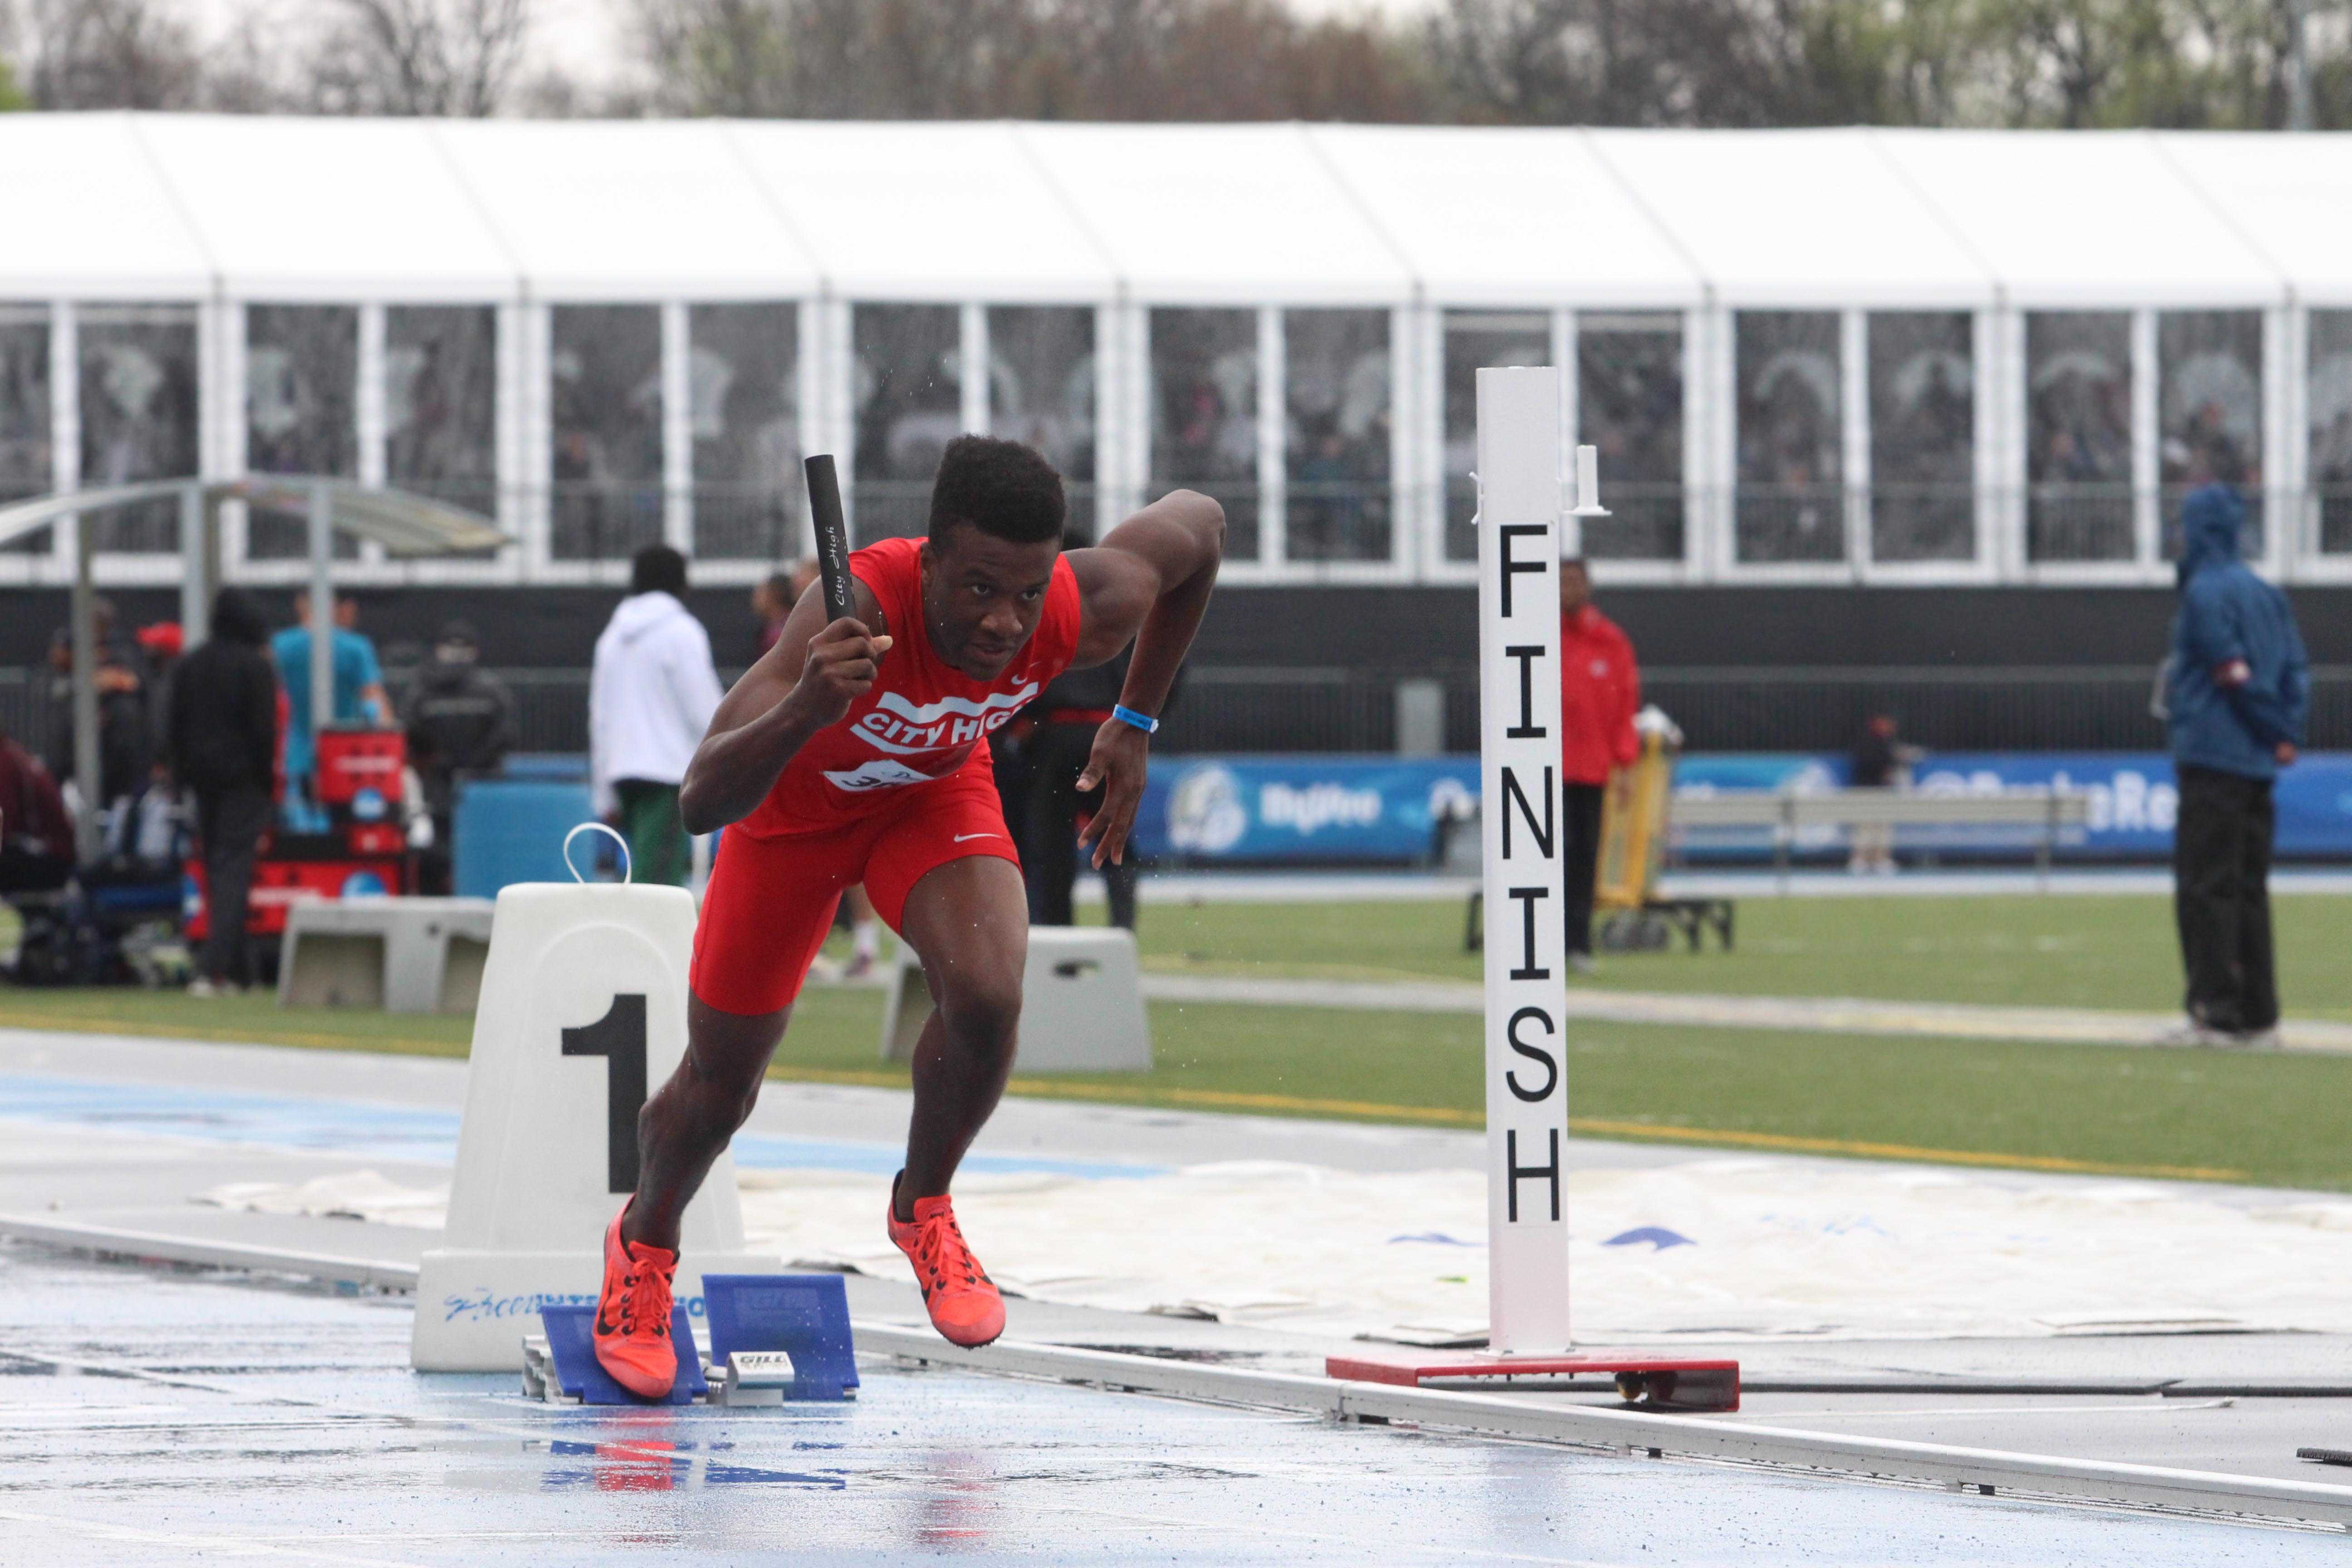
[593,436,1224,1396]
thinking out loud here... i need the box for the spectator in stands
[2166,476,2309,1045]
[272,591,390,810]
[751,566,808,658]
[44,597,152,821]
[1558,556,1641,974]
[1847,714,1922,875]
[168,589,279,996]
[590,544,722,888]
[404,621,513,896]
[0,719,74,894]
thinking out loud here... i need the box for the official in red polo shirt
[1559,555,1641,973]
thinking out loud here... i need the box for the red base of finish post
[1326,1350,1741,1413]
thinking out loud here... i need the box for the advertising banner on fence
[1125,752,2352,863]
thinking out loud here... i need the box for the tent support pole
[309,480,334,774]
[178,483,207,651]
[70,517,100,862]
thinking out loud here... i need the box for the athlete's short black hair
[928,435,1066,547]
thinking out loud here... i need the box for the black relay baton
[802,453,855,625]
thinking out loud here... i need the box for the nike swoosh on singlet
[952,833,999,843]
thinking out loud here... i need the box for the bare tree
[633,0,1431,121]
[304,0,530,116]
[13,0,201,108]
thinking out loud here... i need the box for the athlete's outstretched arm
[1065,488,1226,867]
[676,579,890,836]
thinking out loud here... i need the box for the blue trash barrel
[453,779,597,899]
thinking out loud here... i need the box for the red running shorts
[690,770,1019,1015]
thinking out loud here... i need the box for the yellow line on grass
[0,1008,463,1056]
[1563,1117,2248,1182]
[769,1070,2248,1181]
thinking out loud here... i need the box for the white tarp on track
[202,1156,2352,1344]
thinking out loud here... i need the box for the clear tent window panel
[1578,313,1683,561]
[79,304,198,554]
[2308,311,2352,556]
[1284,309,1390,563]
[1443,312,1548,562]
[387,305,497,522]
[853,304,960,545]
[1867,311,1974,564]
[2160,309,2264,559]
[988,306,1094,536]
[690,303,799,563]
[0,306,51,554]
[1735,311,1843,564]
[245,305,359,561]
[551,305,664,563]
[1150,308,1258,562]
[2026,312,2134,563]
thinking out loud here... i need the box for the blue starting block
[535,1303,709,1406]
[702,1274,860,1401]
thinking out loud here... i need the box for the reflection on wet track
[0,1247,2331,1566]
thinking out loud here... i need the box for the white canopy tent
[5,114,2352,588]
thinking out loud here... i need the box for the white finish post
[1680,306,1709,578]
[960,302,990,436]
[661,301,691,554]
[309,480,335,745]
[1552,310,1579,559]
[1475,366,1571,1356]
[1258,306,1285,566]
[2132,309,2160,571]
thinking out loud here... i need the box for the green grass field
[1124,893,2352,1019]
[6,892,2350,1189]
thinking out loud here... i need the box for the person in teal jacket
[271,591,391,805]
[2165,480,2309,1042]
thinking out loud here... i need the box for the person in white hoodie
[589,545,725,886]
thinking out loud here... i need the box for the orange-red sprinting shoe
[887,1182,1005,1348]
[593,1205,678,1399]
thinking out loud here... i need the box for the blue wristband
[1112,704,1160,735]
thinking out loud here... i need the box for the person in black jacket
[168,590,279,995]
[404,621,513,895]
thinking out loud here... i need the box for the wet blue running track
[0,1074,1165,1180]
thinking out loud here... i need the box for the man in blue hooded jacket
[2166,480,2308,1043]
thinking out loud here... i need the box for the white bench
[879,926,1152,1072]
[1671,787,2093,887]
[277,896,496,1014]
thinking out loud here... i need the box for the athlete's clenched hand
[1076,721,1151,869]
[789,617,892,728]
